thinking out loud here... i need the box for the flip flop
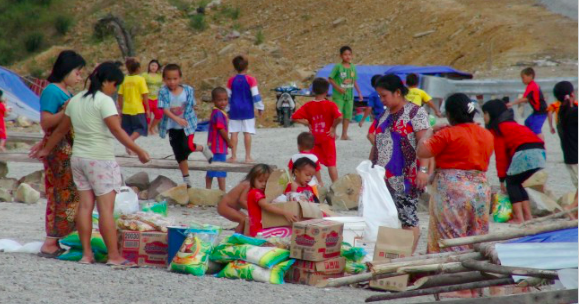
[106,260,138,269]
[37,248,66,259]
[79,259,95,265]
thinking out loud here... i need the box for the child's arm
[427,100,443,117]
[142,94,150,116]
[508,97,528,107]
[547,111,556,134]
[359,107,371,127]
[328,117,342,139]
[104,115,150,164]
[315,171,324,187]
[328,79,345,95]
[258,198,298,222]
[354,80,363,102]
[293,119,309,127]
[163,108,188,127]
[219,128,232,148]
[117,95,124,112]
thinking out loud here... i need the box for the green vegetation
[189,14,207,32]
[255,29,264,45]
[221,6,240,20]
[0,0,71,66]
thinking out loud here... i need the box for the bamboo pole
[411,289,578,304]
[521,207,579,226]
[372,252,483,271]
[365,278,514,302]
[461,260,560,279]
[408,271,508,290]
[389,250,474,263]
[439,220,578,248]
[473,243,500,264]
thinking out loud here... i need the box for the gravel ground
[0,115,575,304]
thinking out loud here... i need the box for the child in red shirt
[285,157,319,203]
[292,78,342,182]
[246,164,297,237]
[507,67,548,140]
[0,90,9,152]
[206,87,232,191]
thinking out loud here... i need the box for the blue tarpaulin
[508,228,578,243]
[315,65,472,99]
[0,67,41,122]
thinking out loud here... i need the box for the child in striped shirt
[206,87,232,191]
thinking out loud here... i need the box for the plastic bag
[0,239,43,254]
[116,212,173,232]
[211,244,290,269]
[114,186,139,216]
[341,242,367,263]
[216,259,295,284]
[345,261,368,274]
[356,160,400,242]
[60,232,108,254]
[492,193,513,223]
[58,249,108,263]
[170,233,213,276]
[141,200,168,217]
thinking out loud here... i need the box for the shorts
[506,168,541,204]
[207,153,227,178]
[229,118,256,134]
[71,156,122,196]
[524,113,547,134]
[146,99,164,123]
[168,129,197,163]
[392,192,419,227]
[333,97,354,120]
[567,164,578,188]
[122,113,148,136]
[312,139,337,167]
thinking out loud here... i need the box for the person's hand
[176,118,188,127]
[358,120,364,128]
[550,127,556,134]
[327,127,336,139]
[500,182,507,194]
[284,211,298,223]
[435,111,444,118]
[416,171,429,189]
[258,110,263,117]
[358,96,364,103]
[193,105,199,111]
[62,99,71,111]
[28,141,44,158]
[318,181,325,187]
[137,150,151,164]
[31,148,49,160]
[506,103,513,109]
[433,123,450,133]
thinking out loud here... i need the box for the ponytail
[84,62,124,99]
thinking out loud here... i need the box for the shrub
[24,32,43,53]
[189,14,207,32]
[55,15,73,35]
[222,6,240,20]
[255,30,264,45]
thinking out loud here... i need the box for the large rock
[526,187,562,216]
[157,184,189,206]
[188,188,225,206]
[327,174,362,210]
[125,172,150,191]
[0,178,18,192]
[147,175,178,200]
[15,116,32,128]
[522,169,548,192]
[138,190,149,201]
[15,183,40,204]
[18,170,45,196]
[0,189,12,202]
[0,162,7,178]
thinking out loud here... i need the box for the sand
[0,114,575,304]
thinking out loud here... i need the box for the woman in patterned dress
[369,74,431,253]
[37,50,85,258]
[416,93,494,254]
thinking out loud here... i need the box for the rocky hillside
[10,0,578,124]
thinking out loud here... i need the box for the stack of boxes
[285,219,346,286]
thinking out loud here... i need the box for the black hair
[125,57,141,74]
[553,81,575,127]
[297,132,315,150]
[376,74,408,96]
[83,62,124,99]
[406,73,419,87]
[291,157,316,175]
[482,99,513,135]
[312,77,330,95]
[211,87,228,100]
[245,164,272,188]
[339,46,352,55]
[0,90,3,98]
[113,61,123,68]
[47,50,86,83]
[521,67,535,78]
[162,64,183,78]
[232,55,248,73]
[445,93,477,125]
[371,74,382,88]
[147,59,161,73]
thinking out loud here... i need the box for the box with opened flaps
[285,256,346,286]
[290,219,343,261]
[262,200,323,228]
[370,226,414,291]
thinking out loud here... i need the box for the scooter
[273,85,306,128]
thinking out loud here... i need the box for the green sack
[60,232,108,254]
[216,259,295,284]
[429,114,437,127]
[58,249,108,263]
[345,261,368,274]
[170,233,213,276]
[141,201,168,217]
[220,233,267,247]
[492,193,513,223]
[210,244,290,269]
[341,242,367,263]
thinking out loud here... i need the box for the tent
[315,64,472,99]
[0,67,41,122]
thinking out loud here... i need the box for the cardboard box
[285,257,346,286]
[370,227,414,291]
[290,219,343,261]
[264,169,291,203]
[262,200,323,228]
[120,230,168,267]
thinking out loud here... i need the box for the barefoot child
[142,59,164,135]
[292,78,342,183]
[247,164,298,237]
[285,157,319,203]
[35,62,150,266]
[206,87,232,191]
[328,46,362,140]
[217,179,250,233]
[0,90,10,152]
[507,67,548,140]
[118,58,150,155]
[158,64,213,188]
[227,55,264,163]
[405,73,442,117]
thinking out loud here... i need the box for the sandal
[79,259,95,265]
[106,260,138,269]
[37,248,66,259]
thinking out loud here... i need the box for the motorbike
[273,85,309,128]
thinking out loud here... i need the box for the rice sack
[211,244,290,269]
[216,259,295,284]
[170,233,213,276]
[60,232,107,254]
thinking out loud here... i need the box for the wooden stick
[372,252,483,271]
[365,278,514,302]
[410,289,578,304]
[409,271,507,290]
[6,132,43,143]
[439,220,578,248]
[522,207,579,226]
[461,259,560,279]
[389,250,474,263]
[398,262,467,274]
[473,243,500,264]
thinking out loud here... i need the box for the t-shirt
[424,124,494,171]
[141,73,163,100]
[0,103,6,134]
[406,87,432,107]
[247,188,266,237]
[288,151,321,172]
[291,99,342,144]
[284,184,316,202]
[523,80,547,114]
[40,83,72,114]
[64,91,119,160]
[165,89,187,130]
[118,75,149,115]
[329,63,357,101]
[558,104,578,165]
[208,108,229,154]
[227,74,264,120]
[491,121,544,179]
[367,91,384,119]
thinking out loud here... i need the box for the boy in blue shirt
[359,74,384,127]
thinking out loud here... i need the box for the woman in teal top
[36,50,85,258]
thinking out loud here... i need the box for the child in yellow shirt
[405,73,442,117]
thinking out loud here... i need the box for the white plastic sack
[114,186,139,216]
[356,160,400,242]
[0,239,43,253]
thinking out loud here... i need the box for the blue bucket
[167,226,190,264]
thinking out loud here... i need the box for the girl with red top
[285,157,319,203]
[0,90,9,152]
[246,164,298,237]
[482,99,545,223]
